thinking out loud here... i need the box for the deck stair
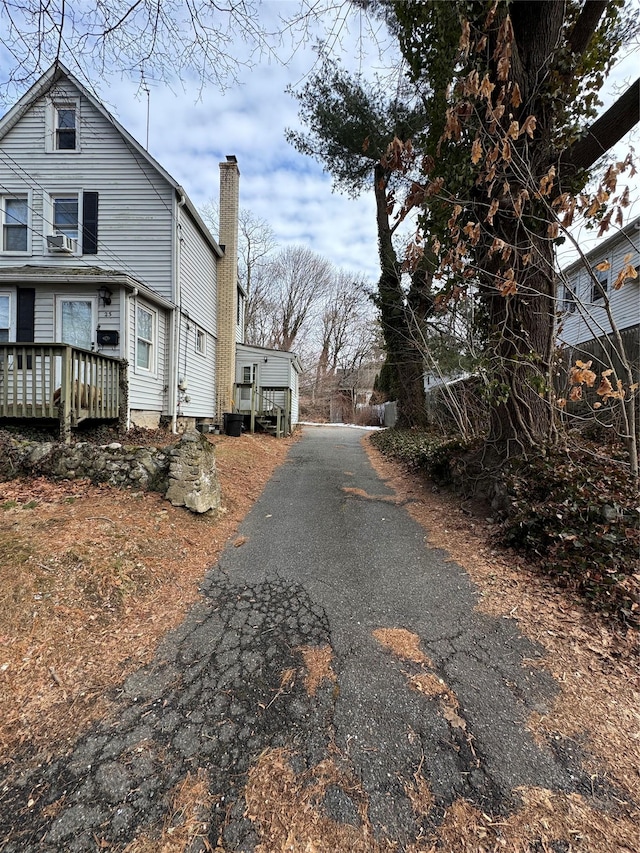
[233,383,292,438]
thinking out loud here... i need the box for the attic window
[56,107,76,150]
[46,99,80,153]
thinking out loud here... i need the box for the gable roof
[561,215,640,278]
[0,62,223,259]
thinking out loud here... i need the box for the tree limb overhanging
[561,78,640,172]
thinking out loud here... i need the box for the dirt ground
[0,431,295,762]
[1,426,638,851]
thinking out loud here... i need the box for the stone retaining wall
[0,429,221,514]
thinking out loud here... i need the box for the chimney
[216,155,240,424]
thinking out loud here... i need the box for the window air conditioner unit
[47,233,76,254]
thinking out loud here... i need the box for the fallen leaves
[0,432,295,758]
[295,645,337,697]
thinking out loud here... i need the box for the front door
[54,297,97,396]
[56,297,96,350]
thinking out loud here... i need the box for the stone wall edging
[0,429,221,514]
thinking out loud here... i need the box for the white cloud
[85,11,386,282]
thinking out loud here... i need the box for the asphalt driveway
[0,425,598,851]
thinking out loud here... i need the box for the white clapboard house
[557,216,640,391]
[0,62,299,438]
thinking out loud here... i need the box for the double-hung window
[53,196,79,241]
[591,265,609,303]
[2,196,29,253]
[56,107,77,150]
[136,305,155,372]
[46,100,80,152]
[561,283,576,313]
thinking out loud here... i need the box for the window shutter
[16,288,35,368]
[82,192,99,255]
[16,288,35,342]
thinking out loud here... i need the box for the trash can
[223,412,244,437]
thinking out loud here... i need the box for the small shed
[234,343,302,436]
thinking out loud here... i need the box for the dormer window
[56,107,76,150]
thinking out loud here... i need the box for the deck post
[58,346,73,443]
[250,382,256,434]
[285,388,292,435]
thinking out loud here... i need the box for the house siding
[128,296,168,415]
[559,220,640,349]
[0,79,175,298]
[174,315,217,420]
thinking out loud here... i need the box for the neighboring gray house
[0,62,297,438]
[558,216,640,382]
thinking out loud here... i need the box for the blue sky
[1,0,638,281]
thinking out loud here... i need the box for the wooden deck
[0,344,123,441]
[234,384,293,438]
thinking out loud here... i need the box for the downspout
[124,286,139,430]
[171,192,187,433]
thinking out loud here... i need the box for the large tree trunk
[482,231,557,455]
[477,0,597,455]
[374,164,429,428]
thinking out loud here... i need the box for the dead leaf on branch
[471,137,483,165]
[479,74,495,101]
[485,198,499,225]
[511,82,522,107]
[614,263,638,290]
[539,166,556,197]
[459,18,471,56]
[521,114,537,138]
[569,360,597,388]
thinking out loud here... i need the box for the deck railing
[234,383,292,437]
[0,343,122,440]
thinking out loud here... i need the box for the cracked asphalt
[0,426,608,850]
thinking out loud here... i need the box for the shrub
[370,429,468,484]
[372,428,639,628]
[495,452,639,627]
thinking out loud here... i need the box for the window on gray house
[2,197,28,251]
[136,305,154,371]
[590,266,609,303]
[0,294,10,341]
[562,284,576,313]
[56,107,77,150]
[53,196,79,240]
